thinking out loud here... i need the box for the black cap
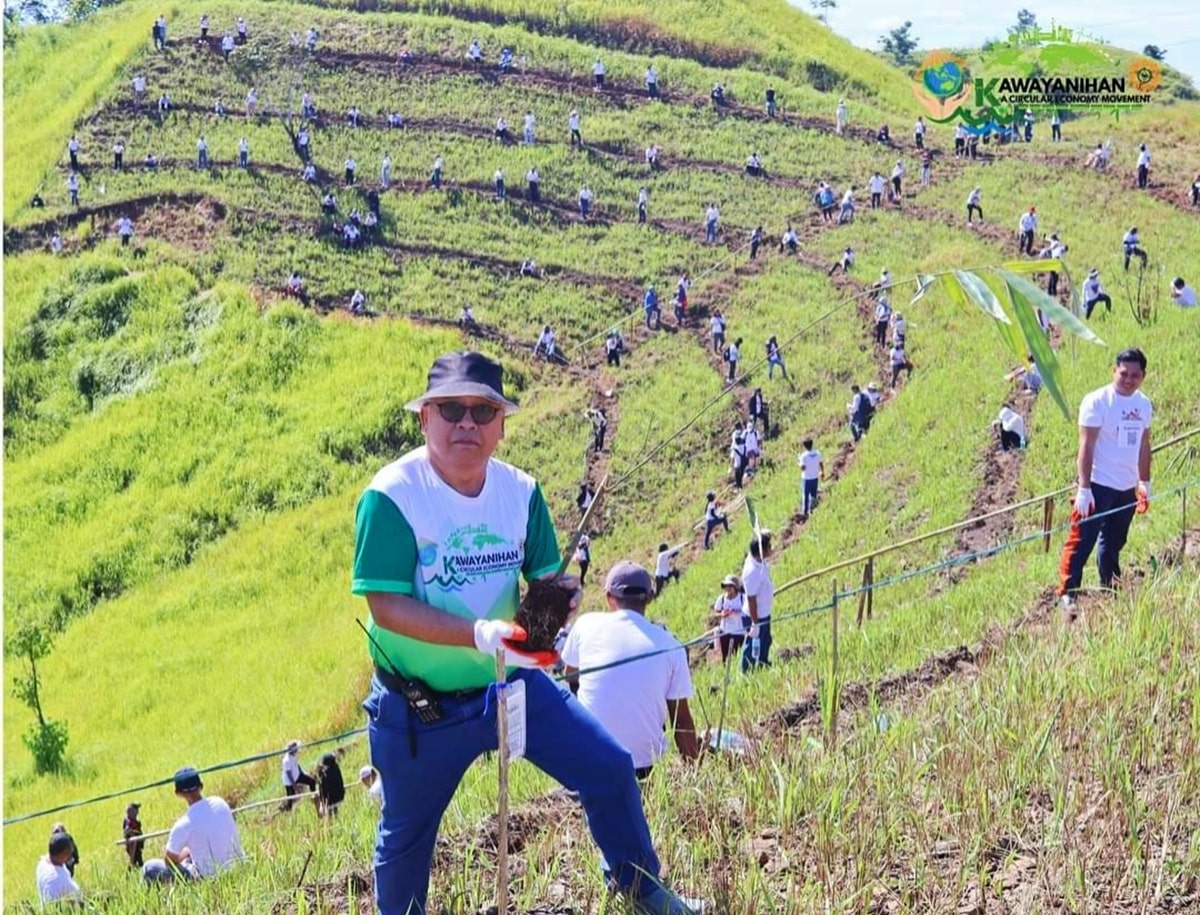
[173,767,202,793]
[404,351,519,415]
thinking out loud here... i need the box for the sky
[808,1,1200,84]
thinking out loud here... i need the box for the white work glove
[473,619,556,669]
[747,624,761,639]
[1073,487,1095,517]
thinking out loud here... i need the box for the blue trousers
[1058,482,1137,595]
[364,669,660,914]
[802,478,819,515]
[742,617,772,672]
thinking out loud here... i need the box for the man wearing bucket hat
[353,351,701,914]
[142,767,243,883]
[561,561,698,779]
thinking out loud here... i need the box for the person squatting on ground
[741,532,774,671]
[993,404,1027,451]
[281,741,318,810]
[1058,348,1152,613]
[561,561,698,781]
[711,574,745,662]
[143,767,244,883]
[703,491,730,549]
[352,351,700,915]
[797,438,824,517]
[828,246,854,277]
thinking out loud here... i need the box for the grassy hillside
[3,0,1199,908]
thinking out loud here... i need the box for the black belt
[373,666,487,701]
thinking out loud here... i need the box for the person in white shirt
[592,57,606,88]
[993,404,1026,451]
[1122,226,1147,271]
[741,531,774,670]
[645,143,660,171]
[705,203,720,244]
[305,26,319,51]
[116,215,134,246]
[890,311,907,346]
[1170,276,1197,307]
[522,110,536,144]
[1018,206,1038,254]
[645,65,659,99]
[1050,109,1062,142]
[711,574,745,662]
[578,184,594,220]
[238,136,250,168]
[359,766,384,805]
[221,30,235,58]
[568,109,582,146]
[344,156,357,185]
[745,152,764,177]
[236,16,247,41]
[50,232,64,254]
[132,73,147,103]
[868,172,885,209]
[743,422,761,472]
[835,99,847,134]
[913,116,926,148]
[467,38,482,61]
[1136,143,1151,189]
[637,186,649,223]
[889,342,913,388]
[1058,348,1152,610]
[889,160,904,202]
[245,87,257,117]
[281,741,317,810]
[143,767,245,882]
[196,136,209,169]
[349,289,367,314]
[837,186,855,224]
[535,324,557,359]
[1083,268,1112,319]
[797,438,824,517]
[494,116,511,144]
[872,295,891,347]
[827,245,854,276]
[561,561,697,778]
[654,543,683,594]
[966,186,983,224]
[37,832,83,905]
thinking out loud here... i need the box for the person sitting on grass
[143,767,244,884]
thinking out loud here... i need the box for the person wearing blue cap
[353,351,701,915]
[142,767,244,883]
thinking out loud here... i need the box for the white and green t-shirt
[353,447,560,691]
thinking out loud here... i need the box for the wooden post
[856,559,869,627]
[865,557,874,621]
[828,581,839,750]
[1183,486,1189,557]
[494,650,509,915]
[1042,496,1054,553]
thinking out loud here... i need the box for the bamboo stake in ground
[827,580,840,751]
[494,649,510,915]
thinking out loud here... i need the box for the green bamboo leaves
[929,266,1106,418]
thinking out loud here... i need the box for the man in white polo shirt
[1058,348,1152,611]
[143,767,244,883]
[797,438,824,518]
[741,531,774,671]
[562,561,697,779]
[37,831,83,905]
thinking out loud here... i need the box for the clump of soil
[512,579,572,651]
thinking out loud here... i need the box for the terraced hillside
[4,0,1199,910]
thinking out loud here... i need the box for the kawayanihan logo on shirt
[425,524,523,590]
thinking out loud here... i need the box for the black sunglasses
[432,401,502,424]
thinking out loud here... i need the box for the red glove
[1135,481,1150,515]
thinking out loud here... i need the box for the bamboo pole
[827,581,839,751]
[111,793,308,845]
[495,650,510,915]
[775,426,1199,599]
[1042,496,1054,553]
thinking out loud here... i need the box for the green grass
[4,0,1200,906]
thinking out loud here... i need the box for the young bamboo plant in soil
[510,476,608,651]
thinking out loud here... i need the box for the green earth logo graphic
[922,60,965,99]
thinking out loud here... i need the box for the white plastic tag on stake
[504,680,527,761]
